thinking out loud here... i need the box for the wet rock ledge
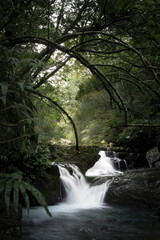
[105,167,160,211]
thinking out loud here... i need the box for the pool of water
[22,203,160,240]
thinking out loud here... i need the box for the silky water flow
[58,164,109,208]
[57,150,121,208]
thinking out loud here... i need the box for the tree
[0,0,160,213]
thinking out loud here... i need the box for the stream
[22,204,160,240]
[22,151,160,240]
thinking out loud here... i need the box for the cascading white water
[85,150,122,177]
[58,164,109,208]
[57,150,123,209]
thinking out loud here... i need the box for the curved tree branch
[6,35,128,123]
[26,87,79,151]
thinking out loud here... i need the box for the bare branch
[0,134,31,144]
[56,0,66,34]
[93,63,160,98]
[34,56,71,89]
[63,0,92,34]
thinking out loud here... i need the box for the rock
[59,138,72,146]
[154,206,160,216]
[105,151,117,158]
[155,161,160,169]
[106,150,149,169]
[105,168,160,209]
[125,152,148,169]
[146,147,160,167]
[32,165,61,205]
[50,145,100,174]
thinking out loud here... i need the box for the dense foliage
[0,0,160,213]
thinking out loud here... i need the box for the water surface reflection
[22,203,160,240]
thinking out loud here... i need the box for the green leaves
[24,182,52,217]
[19,183,30,214]
[17,81,25,91]
[4,179,13,214]
[0,172,22,215]
[13,180,20,214]
[0,172,51,217]
[29,59,45,69]
[8,57,20,68]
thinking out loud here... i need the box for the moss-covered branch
[0,119,26,127]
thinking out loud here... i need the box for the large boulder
[105,168,160,209]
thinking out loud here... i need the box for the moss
[30,165,60,206]
[50,145,100,173]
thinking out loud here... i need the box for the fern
[24,182,51,217]
[4,179,13,214]
[19,183,30,214]
[13,180,19,214]
[0,172,51,216]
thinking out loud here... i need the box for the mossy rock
[50,145,100,173]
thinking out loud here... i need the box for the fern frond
[13,180,20,214]
[0,172,52,217]
[20,183,30,214]
[24,182,52,217]
[4,179,13,215]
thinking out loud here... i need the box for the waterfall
[57,150,123,209]
[58,164,110,208]
[123,159,128,170]
[85,150,122,177]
